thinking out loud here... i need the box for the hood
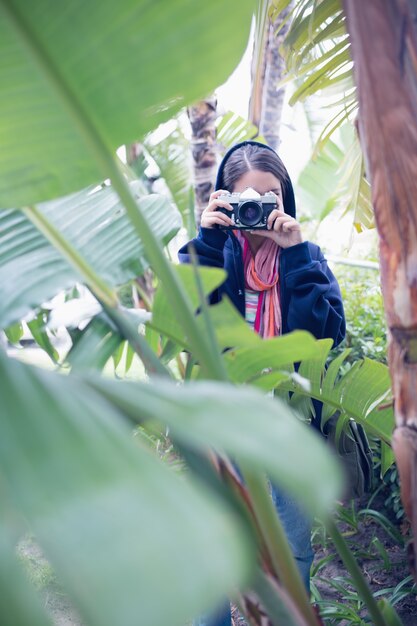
[215,140,296,218]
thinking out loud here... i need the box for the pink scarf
[235,231,282,338]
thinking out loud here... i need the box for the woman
[178,141,345,626]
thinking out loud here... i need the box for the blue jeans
[193,483,314,626]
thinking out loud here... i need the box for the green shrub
[331,265,407,525]
[333,265,387,363]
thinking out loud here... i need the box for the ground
[233,491,417,625]
[310,503,417,625]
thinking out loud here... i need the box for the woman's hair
[217,142,296,217]
[222,143,290,193]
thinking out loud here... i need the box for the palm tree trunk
[249,1,294,150]
[259,3,294,151]
[342,0,417,581]
[187,96,218,227]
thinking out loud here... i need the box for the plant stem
[326,516,391,626]
[133,280,152,312]
[188,244,228,379]
[251,568,311,626]
[184,353,197,380]
[102,304,171,378]
[22,206,118,308]
[175,354,186,379]
[241,466,320,626]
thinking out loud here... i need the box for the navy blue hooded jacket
[178,140,345,347]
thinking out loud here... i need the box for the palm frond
[268,0,376,232]
[312,97,357,155]
[297,122,373,231]
[276,0,354,149]
[144,119,195,236]
[330,127,373,230]
[296,135,346,220]
[216,111,261,152]
[282,0,345,73]
[288,49,352,104]
[274,339,394,449]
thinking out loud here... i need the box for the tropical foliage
[269,0,373,233]
[0,1,407,625]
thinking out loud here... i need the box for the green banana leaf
[4,321,24,345]
[223,332,319,386]
[0,351,253,626]
[338,131,373,231]
[66,313,123,372]
[297,121,373,231]
[296,136,346,221]
[88,375,344,515]
[150,264,228,346]
[27,309,60,364]
[0,0,253,208]
[281,0,346,74]
[0,183,181,328]
[150,265,318,364]
[144,119,194,236]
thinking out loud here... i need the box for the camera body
[217,189,277,230]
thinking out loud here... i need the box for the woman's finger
[208,216,234,227]
[266,208,280,229]
[282,220,300,231]
[201,211,234,228]
[207,200,234,212]
[276,197,284,211]
[209,189,230,202]
[270,216,292,232]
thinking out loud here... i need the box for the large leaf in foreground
[89,377,344,514]
[0,353,252,626]
[0,0,253,207]
[0,183,181,327]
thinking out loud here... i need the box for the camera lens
[238,201,263,226]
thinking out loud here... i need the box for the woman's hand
[250,194,303,249]
[200,190,234,229]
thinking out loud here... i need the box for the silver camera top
[221,187,276,201]
[239,187,260,199]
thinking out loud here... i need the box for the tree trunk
[342,0,417,581]
[249,2,294,151]
[187,96,218,227]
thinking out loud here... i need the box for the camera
[217,188,277,230]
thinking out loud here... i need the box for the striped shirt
[245,289,260,330]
